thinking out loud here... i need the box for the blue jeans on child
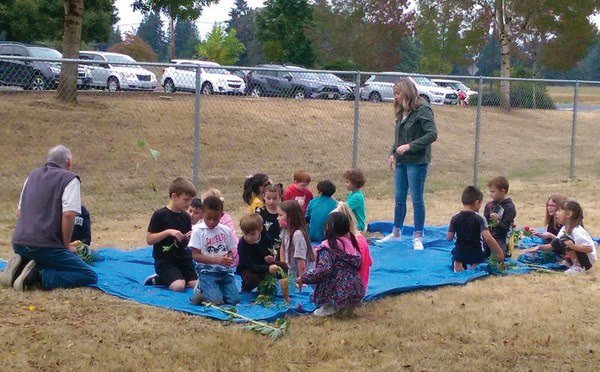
[13,244,98,290]
[198,270,240,305]
[393,163,429,234]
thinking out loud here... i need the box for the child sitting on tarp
[448,186,504,272]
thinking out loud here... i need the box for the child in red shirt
[283,169,314,214]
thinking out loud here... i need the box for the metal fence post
[352,72,361,169]
[473,76,483,186]
[193,66,202,188]
[569,80,579,179]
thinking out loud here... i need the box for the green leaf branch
[202,301,290,340]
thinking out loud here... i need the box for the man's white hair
[47,145,72,167]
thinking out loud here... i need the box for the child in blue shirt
[344,169,366,231]
[306,180,338,243]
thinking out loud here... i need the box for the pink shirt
[355,233,372,291]
[220,212,239,265]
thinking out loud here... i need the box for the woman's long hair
[393,77,421,119]
[544,194,566,229]
[279,200,314,262]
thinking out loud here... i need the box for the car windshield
[320,73,344,83]
[413,77,437,87]
[204,67,230,75]
[293,72,321,81]
[105,54,140,67]
[28,47,62,59]
[455,82,470,91]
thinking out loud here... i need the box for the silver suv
[79,51,157,92]
[360,74,457,105]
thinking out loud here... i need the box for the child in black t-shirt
[236,213,288,291]
[447,186,505,272]
[257,183,283,246]
[145,177,198,292]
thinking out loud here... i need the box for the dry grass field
[547,84,600,105]
[1,92,600,370]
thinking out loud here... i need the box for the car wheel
[369,92,382,103]
[28,75,46,91]
[163,79,175,93]
[419,94,430,103]
[293,89,306,100]
[201,82,214,95]
[250,85,262,97]
[107,77,120,92]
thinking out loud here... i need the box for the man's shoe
[0,254,23,288]
[13,260,41,292]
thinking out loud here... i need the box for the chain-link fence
[1,52,598,234]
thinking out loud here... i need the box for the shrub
[468,82,556,109]
[108,33,157,62]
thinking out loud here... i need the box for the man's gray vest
[12,162,79,248]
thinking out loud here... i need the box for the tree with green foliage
[418,0,600,108]
[196,24,244,65]
[255,0,314,66]
[133,0,219,59]
[226,0,264,65]
[307,0,413,70]
[174,19,200,59]
[0,0,117,44]
[396,36,421,73]
[137,12,168,61]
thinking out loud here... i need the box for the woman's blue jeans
[394,163,429,235]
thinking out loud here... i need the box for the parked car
[0,41,92,90]
[318,73,356,100]
[79,51,157,92]
[247,64,341,99]
[431,78,477,102]
[360,73,457,105]
[161,59,246,95]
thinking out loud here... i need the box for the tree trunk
[496,0,511,109]
[58,0,84,103]
[170,16,175,60]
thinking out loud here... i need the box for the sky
[115,0,265,38]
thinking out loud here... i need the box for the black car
[247,64,341,99]
[0,42,92,90]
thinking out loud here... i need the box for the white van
[79,51,157,92]
[161,60,245,95]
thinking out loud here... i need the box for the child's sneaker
[313,305,336,317]
[0,254,24,287]
[13,260,41,291]
[565,265,585,276]
[413,236,424,250]
[376,233,401,244]
[559,259,572,268]
[144,274,159,286]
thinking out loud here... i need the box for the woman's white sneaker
[413,237,424,250]
[376,233,401,243]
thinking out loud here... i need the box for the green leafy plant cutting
[72,240,93,265]
[202,302,290,340]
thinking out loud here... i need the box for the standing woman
[379,78,438,250]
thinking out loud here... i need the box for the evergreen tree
[174,19,200,59]
[227,0,264,65]
[137,11,168,61]
[255,0,315,67]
